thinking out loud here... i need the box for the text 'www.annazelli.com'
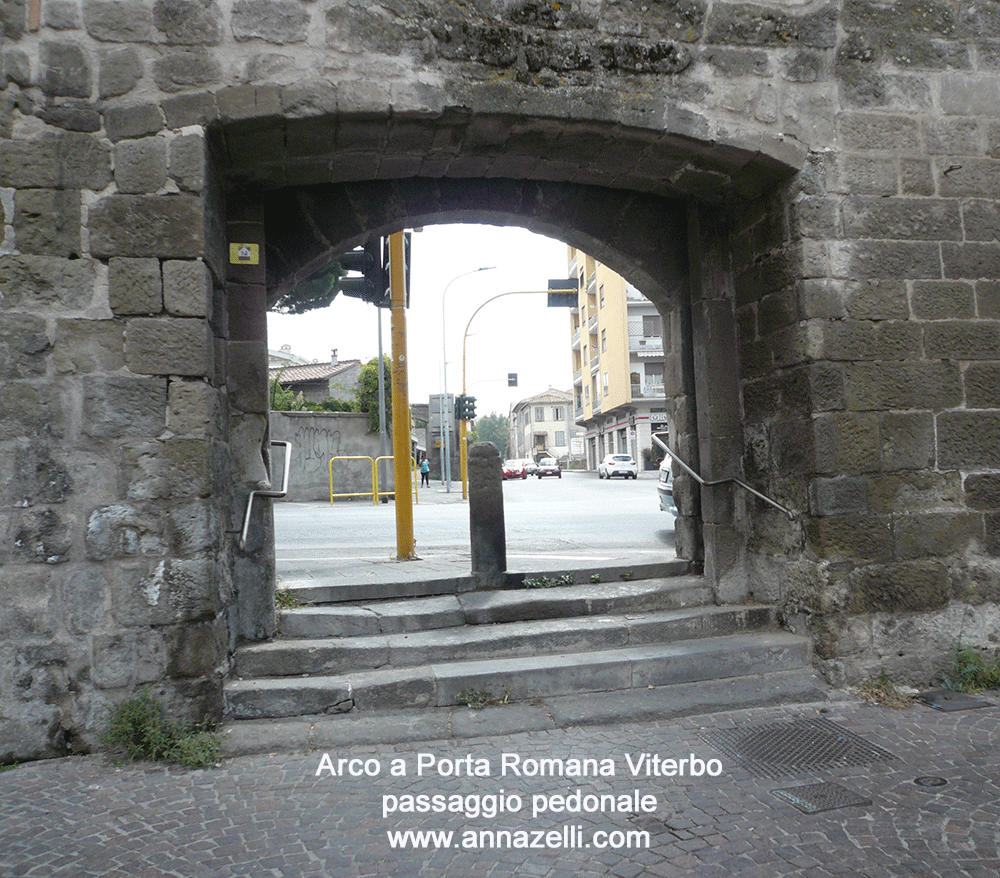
[387,826,650,850]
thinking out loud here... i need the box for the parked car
[657,458,676,514]
[502,459,527,480]
[522,458,539,476]
[536,457,561,478]
[598,453,638,479]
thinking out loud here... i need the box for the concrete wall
[2,0,1000,758]
[269,411,394,502]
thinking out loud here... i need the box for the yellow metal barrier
[375,455,419,504]
[329,456,378,505]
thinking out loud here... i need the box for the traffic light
[456,395,476,420]
[335,238,388,306]
[508,373,517,387]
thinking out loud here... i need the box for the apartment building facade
[508,388,577,464]
[568,248,668,470]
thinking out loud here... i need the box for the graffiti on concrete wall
[292,426,342,466]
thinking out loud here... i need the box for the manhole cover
[699,717,897,779]
[915,776,948,787]
[772,782,871,814]
[916,689,993,712]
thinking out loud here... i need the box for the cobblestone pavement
[2,697,998,877]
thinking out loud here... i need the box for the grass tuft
[455,689,513,709]
[943,645,1000,693]
[103,690,221,769]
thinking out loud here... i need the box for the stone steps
[238,604,774,678]
[226,630,813,720]
[277,575,712,638]
[223,564,824,738]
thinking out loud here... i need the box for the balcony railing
[631,382,664,399]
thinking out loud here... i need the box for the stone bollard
[468,442,507,589]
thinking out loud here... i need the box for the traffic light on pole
[456,395,476,420]
[335,238,389,306]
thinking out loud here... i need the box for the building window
[584,386,590,402]
[534,406,544,421]
[552,406,564,421]
[642,315,662,337]
[583,344,587,363]
[555,431,565,446]
[599,284,605,308]
[603,372,609,394]
[645,363,664,384]
[601,328,606,352]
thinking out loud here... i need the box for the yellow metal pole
[460,419,469,499]
[389,232,416,559]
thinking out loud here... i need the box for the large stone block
[851,560,952,612]
[114,136,168,194]
[164,616,227,678]
[39,41,91,98]
[895,512,985,560]
[167,499,222,555]
[838,113,921,150]
[89,195,204,258]
[911,280,975,319]
[0,255,94,310]
[83,0,153,41]
[168,133,206,192]
[167,378,225,438]
[813,411,880,473]
[924,321,1000,359]
[108,257,162,315]
[154,0,223,46]
[0,139,60,188]
[86,504,166,561]
[868,470,962,515]
[61,567,109,634]
[12,507,74,564]
[938,411,1000,467]
[978,281,1000,318]
[99,46,144,99]
[832,239,942,279]
[110,558,220,627]
[233,0,310,43]
[0,382,64,440]
[121,437,220,500]
[103,104,164,142]
[0,314,50,379]
[153,49,222,92]
[52,318,125,373]
[163,259,211,317]
[90,629,167,689]
[0,569,54,637]
[125,316,213,377]
[806,514,893,562]
[59,132,114,189]
[809,474,868,516]
[842,196,961,240]
[13,189,81,256]
[227,340,269,413]
[82,374,167,438]
[965,363,1000,408]
[844,361,962,410]
[880,412,935,471]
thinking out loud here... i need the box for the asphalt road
[274,469,676,578]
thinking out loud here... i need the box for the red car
[502,460,527,480]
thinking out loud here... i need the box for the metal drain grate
[698,716,897,779]
[772,781,872,814]
[917,688,993,712]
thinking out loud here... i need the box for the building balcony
[572,331,581,350]
[629,336,663,353]
[573,369,583,383]
[630,382,665,399]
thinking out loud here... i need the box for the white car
[598,453,638,479]
[658,458,676,514]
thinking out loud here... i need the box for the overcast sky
[266,224,575,418]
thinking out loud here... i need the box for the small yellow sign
[229,243,259,265]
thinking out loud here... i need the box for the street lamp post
[441,266,495,492]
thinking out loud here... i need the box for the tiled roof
[269,360,361,383]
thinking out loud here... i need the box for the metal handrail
[651,432,796,519]
[374,455,419,504]
[239,441,292,550]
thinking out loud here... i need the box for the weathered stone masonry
[1,0,999,760]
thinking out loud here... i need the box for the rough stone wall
[2,0,1000,756]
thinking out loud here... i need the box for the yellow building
[568,247,668,470]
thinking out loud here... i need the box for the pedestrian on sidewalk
[420,455,430,487]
